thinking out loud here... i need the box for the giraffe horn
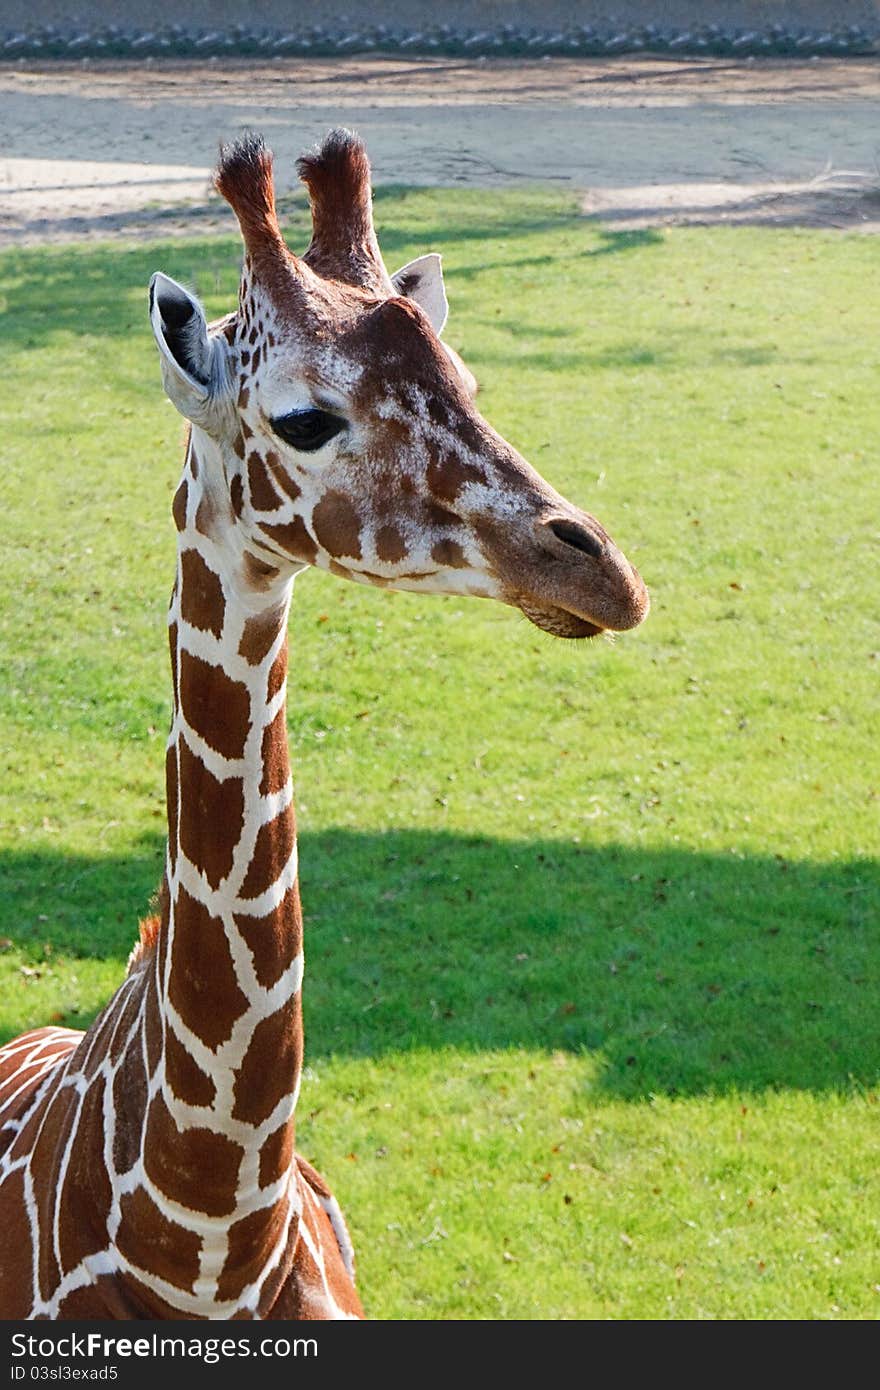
[297,128,392,294]
[214,133,301,288]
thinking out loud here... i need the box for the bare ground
[2,55,880,244]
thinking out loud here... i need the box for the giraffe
[0,129,648,1320]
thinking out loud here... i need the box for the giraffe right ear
[149,273,231,427]
[391,254,448,335]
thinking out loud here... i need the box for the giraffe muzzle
[512,511,649,640]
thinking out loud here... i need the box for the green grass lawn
[1,189,878,1319]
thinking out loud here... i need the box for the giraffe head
[149,130,648,638]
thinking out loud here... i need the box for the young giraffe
[0,130,648,1320]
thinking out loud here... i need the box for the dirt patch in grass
[2,55,880,244]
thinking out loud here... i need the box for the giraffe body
[0,130,648,1319]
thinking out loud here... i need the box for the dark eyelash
[271,409,347,452]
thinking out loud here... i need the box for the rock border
[1,22,878,60]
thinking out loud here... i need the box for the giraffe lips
[518,600,604,640]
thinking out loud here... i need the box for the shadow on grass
[0,238,248,351]
[421,231,663,284]
[585,228,666,257]
[1,201,663,353]
[2,831,877,1099]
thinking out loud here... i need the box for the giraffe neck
[141,430,307,1305]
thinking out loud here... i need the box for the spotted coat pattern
[0,128,648,1321]
[0,447,360,1318]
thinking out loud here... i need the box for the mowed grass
[1,189,878,1319]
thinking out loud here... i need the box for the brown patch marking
[56,1280,146,1319]
[426,441,487,503]
[144,1091,243,1216]
[259,1121,295,1189]
[178,649,250,761]
[248,454,282,512]
[238,807,296,901]
[375,415,413,450]
[431,538,468,568]
[233,880,302,989]
[231,473,245,516]
[112,1045,148,1174]
[30,1092,72,1297]
[165,1028,216,1108]
[58,1079,113,1272]
[259,707,290,796]
[259,516,317,564]
[375,524,407,563]
[264,450,301,502]
[143,996,163,1077]
[117,1186,201,1289]
[311,490,363,560]
[425,501,462,530]
[239,611,283,666]
[168,621,179,702]
[179,549,225,638]
[267,641,287,702]
[168,884,249,1049]
[108,983,144,1065]
[216,1203,289,1301]
[243,551,281,591]
[177,741,244,889]
[0,1170,31,1315]
[232,1002,300,1126]
[172,479,188,532]
[165,743,178,872]
[297,1153,333,1198]
[194,491,218,538]
[7,1096,48,1164]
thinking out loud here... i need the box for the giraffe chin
[518,601,604,640]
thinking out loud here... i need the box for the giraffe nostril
[546,518,605,560]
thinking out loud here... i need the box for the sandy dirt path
[1,56,879,243]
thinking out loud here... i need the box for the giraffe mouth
[518,599,604,640]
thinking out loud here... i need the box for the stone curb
[2,22,878,60]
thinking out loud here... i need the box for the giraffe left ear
[391,254,477,397]
[149,273,231,427]
[391,253,448,335]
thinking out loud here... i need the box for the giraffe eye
[271,409,346,453]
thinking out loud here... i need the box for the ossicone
[297,127,391,293]
[214,132,292,273]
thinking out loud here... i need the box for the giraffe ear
[391,253,448,335]
[149,273,230,425]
